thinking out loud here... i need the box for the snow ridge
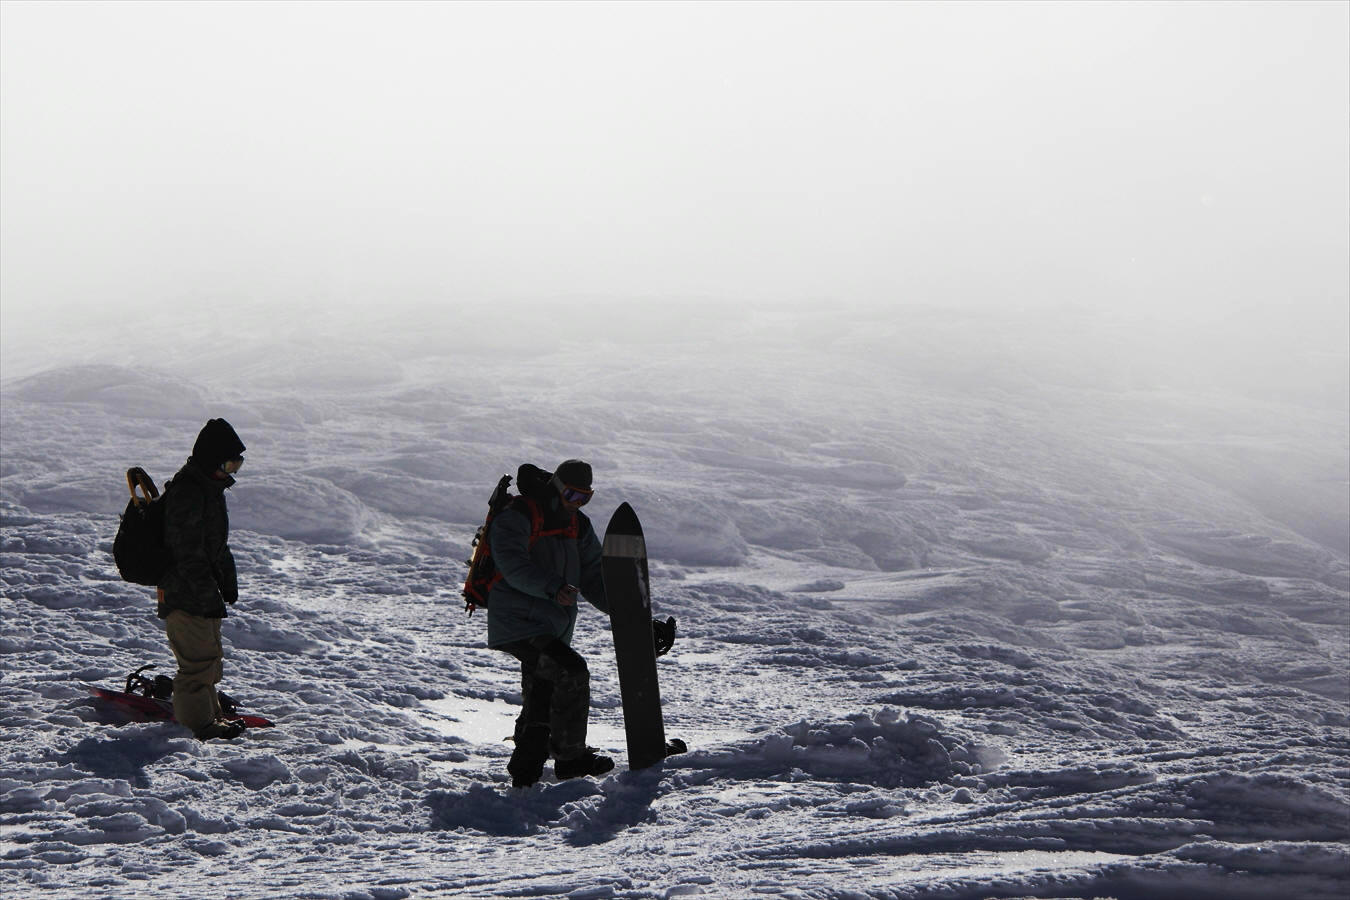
[2,311,1347,898]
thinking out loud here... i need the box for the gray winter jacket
[157,460,238,619]
[486,500,608,648]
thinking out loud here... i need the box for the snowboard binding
[124,664,174,700]
[653,616,676,657]
[121,664,239,716]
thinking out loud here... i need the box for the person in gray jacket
[158,418,246,740]
[487,459,611,787]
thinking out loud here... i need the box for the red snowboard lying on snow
[89,665,274,731]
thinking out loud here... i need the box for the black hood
[192,418,245,467]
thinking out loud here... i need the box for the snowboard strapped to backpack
[462,464,578,615]
[113,467,173,586]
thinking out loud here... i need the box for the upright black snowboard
[602,502,671,770]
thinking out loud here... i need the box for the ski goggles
[221,456,245,475]
[560,484,593,506]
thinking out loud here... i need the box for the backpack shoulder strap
[517,497,577,542]
[513,496,545,536]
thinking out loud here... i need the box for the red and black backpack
[462,466,578,614]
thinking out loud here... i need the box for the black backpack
[113,467,173,586]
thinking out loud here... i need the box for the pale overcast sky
[1,1,1347,328]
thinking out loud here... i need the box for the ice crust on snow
[1,306,1347,898]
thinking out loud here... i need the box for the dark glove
[554,584,579,607]
[653,616,676,657]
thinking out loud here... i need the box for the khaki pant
[164,609,224,736]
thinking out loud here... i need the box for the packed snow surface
[1,303,1347,899]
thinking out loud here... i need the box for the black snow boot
[196,719,245,741]
[508,725,551,788]
[554,751,614,781]
[217,720,246,740]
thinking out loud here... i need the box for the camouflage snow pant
[500,636,591,761]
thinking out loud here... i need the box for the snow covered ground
[1,302,1347,899]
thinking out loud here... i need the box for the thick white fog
[2,2,1348,332]
[2,2,1347,543]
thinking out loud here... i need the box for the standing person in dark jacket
[487,459,612,787]
[158,418,247,740]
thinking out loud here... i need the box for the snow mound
[310,468,459,521]
[230,474,369,543]
[7,365,208,420]
[951,521,1055,563]
[1151,525,1341,579]
[688,709,983,788]
[7,474,126,519]
[1168,839,1350,877]
[1167,772,1350,842]
[220,754,292,790]
[616,491,750,566]
[426,779,602,835]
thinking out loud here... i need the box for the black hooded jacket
[157,419,244,619]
